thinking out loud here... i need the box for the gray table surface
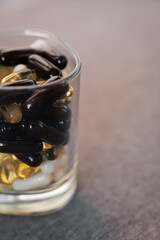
[0,0,160,239]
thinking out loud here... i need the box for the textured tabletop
[0,0,160,239]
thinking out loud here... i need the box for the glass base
[0,167,77,216]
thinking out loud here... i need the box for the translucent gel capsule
[1,68,34,84]
[0,153,12,166]
[0,103,22,123]
[43,142,54,150]
[0,66,13,81]
[57,86,73,104]
[1,167,17,184]
[42,147,56,161]
[17,162,40,179]
[0,154,19,184]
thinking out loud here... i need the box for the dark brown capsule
[15,119,28,136]
[45,119,71,132]
[0,86,35,104]
[2,79,36,87]
[16,153,42,167]
[38,48,67,69]
[0,139,42,154]
[27,121,67,145]
[22,81,69,117]
[54,119,71,131]
[0,47,36,65]
[40,102,71,121]
[28,54,62,79]
[0,122,16,140]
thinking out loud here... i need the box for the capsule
[15,153,42,167]
[42,119,71,133]
[0,83,35,104]
[28,54,62,79]
[53,119,71,131]
[41,102,71,121]
[17,162,40,179]
[2,79,36,87]
[0,139,42,154]
[27,121,67,145]
[1,167,17,184]
[22,81,69,117]
[13,64,27,72]
[0,122,16,140]
[1,68,34,84]
[42,147,56,161]
[38,48,67,69]
[0,103,22,123]
[13,172,52,191]
[0,66,13,81]
[57,85,73,104]
[15,119,28,136]
[0,47,36,65]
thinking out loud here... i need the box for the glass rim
[0,28,81,90]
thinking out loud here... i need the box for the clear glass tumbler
[0,29,81,215]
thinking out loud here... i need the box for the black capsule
[0,122,16,140]
[0,87,35,105]
[55,119,71,131]
[22,81,69,117]
[28,54,62,79]
[45,119,71,132]
[27,121,67,146]
[0,139,42,154]
[38,48,67,69]
[0,47,36,65]
[2,79,36,87]
[0,79,36,104]
[41,102,71,121]
[15,119,31,138]
[16,153,42,167]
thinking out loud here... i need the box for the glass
[0,29,81,215]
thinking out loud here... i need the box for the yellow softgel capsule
[0,155,19,184]
[1,68,35,83]
[0,103,22,123]
[17,162,40,179]
[0,153,11,166]
[1,167,17,184]
[43,142,54,150]
[0,66,13,81]
[57,86,73,104]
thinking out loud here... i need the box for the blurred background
[1,0,160,239]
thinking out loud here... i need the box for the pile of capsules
[0,39,72,191]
